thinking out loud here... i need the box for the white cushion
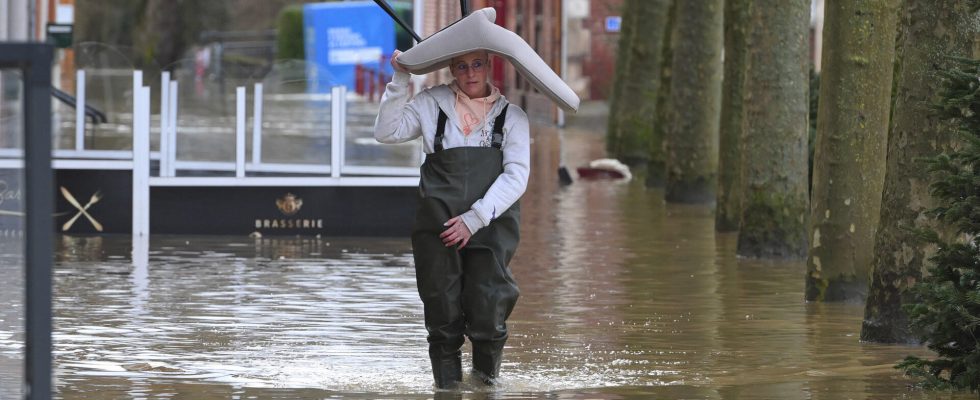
[396,7,580,112]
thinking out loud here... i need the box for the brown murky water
[0,105,969,399]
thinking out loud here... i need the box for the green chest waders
[411,105,521,388]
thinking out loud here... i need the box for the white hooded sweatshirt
[374,71,530,236]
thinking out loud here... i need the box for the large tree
[861,0,980,343]
[605,0,638,159]
[805,0,901,302]
[715,0,751,231]
[736,0,810,258]
[607,0,673,175]
[648,1,677,188]
[664,0,724,204]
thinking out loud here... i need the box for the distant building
[417,0,623,106]
[416,0,566,121]
[1,0,78,91]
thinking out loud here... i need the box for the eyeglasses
[452,59,486,74]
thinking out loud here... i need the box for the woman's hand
[440,216,472,249]
[390,50,409,74]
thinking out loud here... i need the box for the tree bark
[612,0,672,175]
[605,0,638,158]
[665,0,724,204]
[648,1,677,188]
[861,0,979,343]
[736,0,810,258]
[715,0,751,231]
[805,0,901,302]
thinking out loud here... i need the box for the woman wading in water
[373,5,578,389]
[374,48,529,389]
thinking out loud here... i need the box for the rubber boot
[471,342,503,385]
[430,350,462,389]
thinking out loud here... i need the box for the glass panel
[0,67,26,398]
[344,55,421,170]
[253,60,333,169]
[54,29,427,176]
[170,53,238,174]
[250,60,333,167]
[71,42,158,152]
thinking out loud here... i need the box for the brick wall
[583,0,623,100]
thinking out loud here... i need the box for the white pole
[168,80,178,177]
[132,85,151,237]
[330,86,343,178]
[236,86,246,178]
[412,0,425,40]
[339,85,347,173]
[37,0,48,41]
[410,0,426,96]
[75,69,86,151]
[0,0,8,40]
[558,0,568,128]
[133,70,142,99]
[252,83,263,165]
[140,86,151,236]
[160,71,170,177]
[813,0,825,73]
[132,69,143,176]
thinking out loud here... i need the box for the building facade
[417,0,566,121]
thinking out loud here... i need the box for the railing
[125,69,421,236]
[0,67,425,237]
[1,67,423,176]
[354,63,391,103]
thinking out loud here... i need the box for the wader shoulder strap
[491,104,509,149]
[434,109,448,152]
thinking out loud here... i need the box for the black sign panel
[54,169,132,234]
[50,169,419,236]
[151,186,418,236]
[0,169,24,236]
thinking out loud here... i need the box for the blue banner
[304,1,396,93]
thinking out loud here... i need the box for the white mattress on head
[395,7,580,112]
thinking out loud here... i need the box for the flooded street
[0,104,966,399]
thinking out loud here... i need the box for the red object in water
[576,167,625,180]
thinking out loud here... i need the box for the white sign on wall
[567,0,589,19]
[55,4,73,24]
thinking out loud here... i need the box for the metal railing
[126,69,421,236]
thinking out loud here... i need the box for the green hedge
[277,6,305,60]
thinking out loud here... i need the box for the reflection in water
[0,238,24,399]
[0,116,968,399]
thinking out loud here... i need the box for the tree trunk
[648,1,677,188]
[861,0,979,343]
[805,0,901,302]
[605,0,637,158]
[736,0,810,258]
[664,0,724,204]
[612,0,673,174]
[715,0,751,231]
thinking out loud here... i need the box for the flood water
[0,104,967,399]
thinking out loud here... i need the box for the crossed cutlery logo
[61,186,103,232]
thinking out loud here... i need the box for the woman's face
[450,51,490,98]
